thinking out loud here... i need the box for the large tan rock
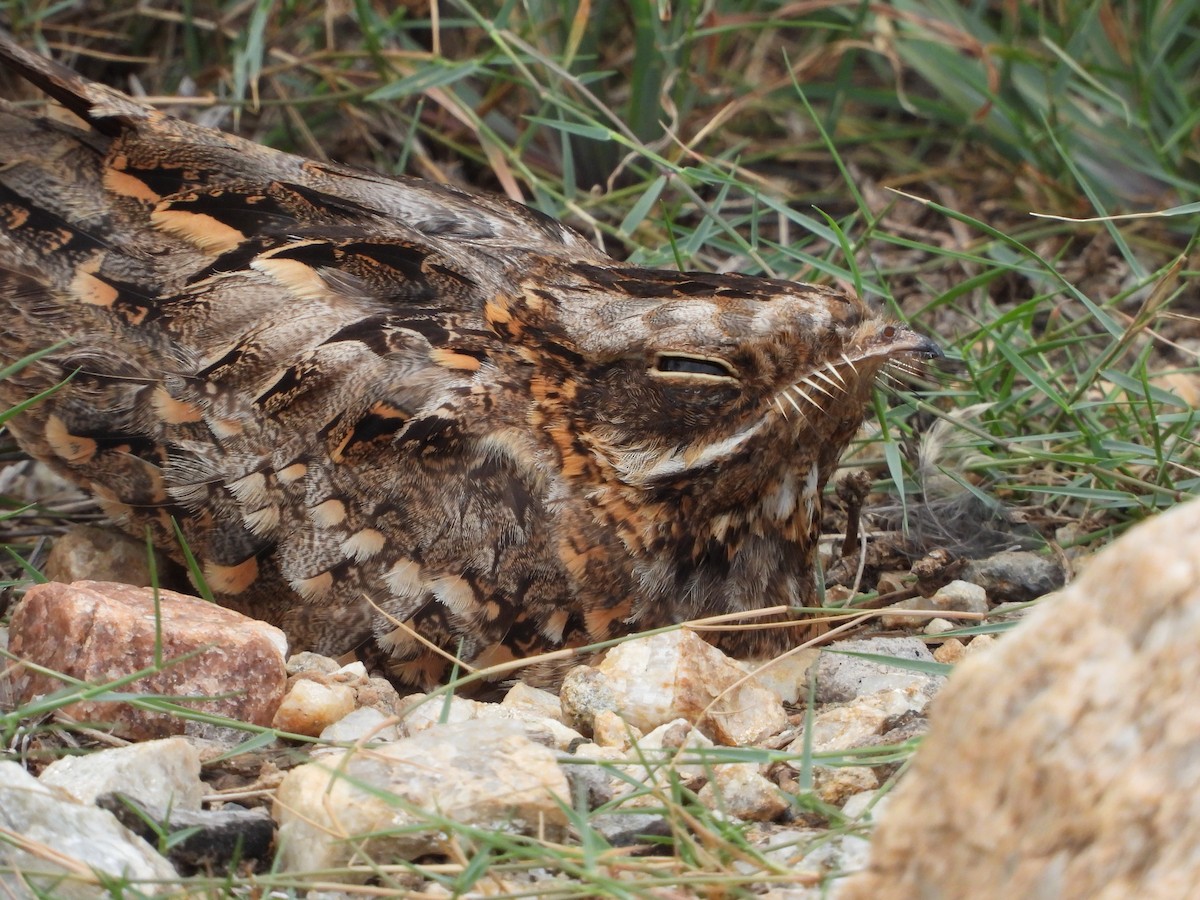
[842,498,1200,899]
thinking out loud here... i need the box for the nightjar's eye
[652,353,737,379]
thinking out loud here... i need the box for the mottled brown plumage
[0,37,939,686]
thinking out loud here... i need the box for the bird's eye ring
[652,354,736,379]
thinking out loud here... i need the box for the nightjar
[0,36,939,686]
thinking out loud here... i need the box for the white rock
[593,629,788,745]
[594,720,718,811]
[318,706,402,744]
[800,706,887,755]
[1,761,178,897]
[274,719,570,874]
[39,737,203,811]
[631,719,715,780]
[335,661,368,679]
[271,678,357,736]
[501,682,564,722]
[923,617,957,635]
[401,692,583,750]
[562,720,718,811]
[285,651,341,677]
[815,833,872,879]
[741,827,869,888]
[698,763,789,821]
[809,637,945,704]
[930,580,988,612]
[787,687,928,759]
[878,580,988,628]
[842,790,889,821]
[738,648,821,705]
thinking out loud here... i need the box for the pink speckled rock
[8,580,287,739]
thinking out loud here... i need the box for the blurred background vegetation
[1,0,1197,557]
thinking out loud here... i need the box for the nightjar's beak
[908,334,944,361]
[887,326,944,361]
